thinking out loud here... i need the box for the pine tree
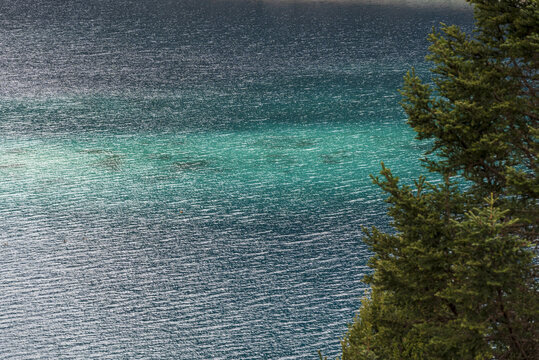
[340,1,538,358]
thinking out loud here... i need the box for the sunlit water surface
[0,1,472,358]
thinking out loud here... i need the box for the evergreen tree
[340,1,538,358]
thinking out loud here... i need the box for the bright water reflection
[0,1,472,358]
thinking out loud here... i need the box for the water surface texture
[0,1,473,358]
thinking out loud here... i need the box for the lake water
[0,1,472,358]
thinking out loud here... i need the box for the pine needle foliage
[340,1,538,359]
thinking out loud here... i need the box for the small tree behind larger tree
[340,0,538,358]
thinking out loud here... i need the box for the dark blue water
[0,1,473,358]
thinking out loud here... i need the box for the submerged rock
[293,139,316,148]
[81,148,112,155]
[0,163,25,169]
[95,154,123,171]
[255,137,316,150]
[147,153,173,161]
[172,159,210,171]
[5,148,27,154]
[266,153,296,166]
[320,150,352,165]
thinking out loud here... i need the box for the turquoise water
[0,1,472,358]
